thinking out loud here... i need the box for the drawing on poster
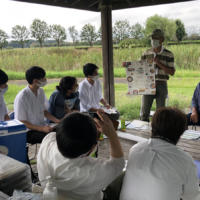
[125,59,156,95]
[127,76,133,82]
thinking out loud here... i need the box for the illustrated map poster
[125,58,156,95]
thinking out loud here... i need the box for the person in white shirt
[79,63,120,120]
[14,66,60,180]
[37,112,125,200]
[120,107,200,200]
[0,69,10,121]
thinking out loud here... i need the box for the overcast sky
[0,0,200,41]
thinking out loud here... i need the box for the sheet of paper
[101,107,117,114]
[49,123,58,128]
[126,120,149,130]
[125,59,156,95]
[181,130,200,140]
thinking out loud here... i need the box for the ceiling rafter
[126,0,135,5]
[65,0,81,5]
[86,0,100,8]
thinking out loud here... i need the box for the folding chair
[140,94,169,120]
[9,112,38,160]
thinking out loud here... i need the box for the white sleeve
[89,156,125,193]
[44,94,49,110]
[2,98,8,116]
[182,160,200,200]
[14,97,28,121]
[79,85,91,112]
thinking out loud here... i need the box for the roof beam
[126,0,135,5]
[66,0,81,5]
[87,0,100,8]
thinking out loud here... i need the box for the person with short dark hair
[79,63,120,120]
[14,66,60,180]
[37,112,125,200]
[47,76,80,123]
[0,69,10,121]
[120,107,200,200]
[186,82,200,127]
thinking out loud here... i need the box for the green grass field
[5,77,197,120]
[1,44,200,80]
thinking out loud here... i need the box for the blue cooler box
[0,119,27,163]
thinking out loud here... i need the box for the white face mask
[0,86,8,95]
[74,85,79,92]
[37,79,47,87]
[91,75,99,81]
[151,39,160,48]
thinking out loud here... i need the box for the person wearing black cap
[0,69,10,121]
[140,29,175,122]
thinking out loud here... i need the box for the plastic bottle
[99,133,104,140]
[43,176,58,200]
[121,116,126,131]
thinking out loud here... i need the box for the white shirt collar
[151,46,164,57]
[85,78,93,88]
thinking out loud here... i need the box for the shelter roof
[13,0,195,12]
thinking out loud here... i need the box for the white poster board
[125,59,156,95]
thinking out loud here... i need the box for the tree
[49,24,67,47]
[0,29,9,51]
[11,25,29,49]
[175,19,186,43]
[68,26,79,47]
[145,14,177,41]
[80,23,98,47]
[130,23,144,39]
[98,26,102,40]
[30,19,50,48]
[113,20,130,43]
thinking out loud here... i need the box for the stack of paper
[181,130,200,140]
[101,107,117,114]
[126,120,149,130]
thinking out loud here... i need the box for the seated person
[47,76,80,123]
[37,112,125,200]
[120,107,200,200]
[186,82,200,126]
[0,69,10,121]
[14,66,60,180]
[79,63,120,120]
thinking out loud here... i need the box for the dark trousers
[27,130,49,144]
[103,171,126,200]
[27,130,49,180]
[186,112,200,126]
[141,81,168,122]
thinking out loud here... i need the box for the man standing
[140,29,175,122]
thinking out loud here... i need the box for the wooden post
[101,0,115,106]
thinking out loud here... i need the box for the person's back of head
[56,76,77,93]
[56,112,97,158]
[151,107,187,145]
[26,66,46,85]
[0,69,8,85]
[83,63,98,78]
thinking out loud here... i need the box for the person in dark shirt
[47,76,80,123]
[186,82,200,126]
